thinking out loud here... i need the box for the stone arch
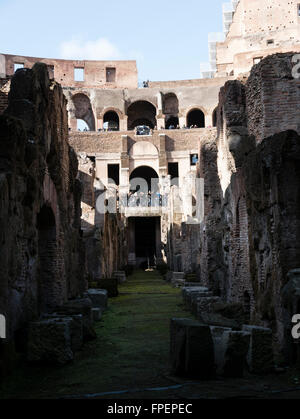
[72,93,95,131]
[127,100,157,130]
[129,141,158,158]
[163,92,179,128]
[186,108,205,128]
[99,107,124,120]
[103,111,120,131]
[129,141,159,174]
[130,165,159,193]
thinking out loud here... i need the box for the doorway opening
[108,164,120,186]
[129,217,161,268]
[168,162,179,186]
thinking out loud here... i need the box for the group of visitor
[125,190,168,208]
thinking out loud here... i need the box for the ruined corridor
[1,270,300,400]
[1,0,300,402]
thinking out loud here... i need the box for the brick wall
[246,53,300,142]
[0,64,84,342]
[69,128,216,154]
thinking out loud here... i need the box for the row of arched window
[72,93,218,132]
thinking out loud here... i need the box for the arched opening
[77,119,90,132]
[212,108,217,127]
[72,93,95,131]
[187,109,205,128]
[37,205,57,313]
[103,111,119,131]
[133,217,161,266]
[166,116,179,129]
[127,101,157,130]
[163,93,179,129]
[130,166,159,193]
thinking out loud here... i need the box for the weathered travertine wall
[198,53,300,360]
[0,64,85,345]
[246,53,300,142]
[69,128,212,154]
[78,154,127,281]
[0,54,138,90]
[99,213,128,279]
[215,0,300,77]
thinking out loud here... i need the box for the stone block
[56,298,96,342]
[68,315,84,352]
[191,293,214,315]
[243,325,274,374]
[170,318,215,379]
[165,272,173,283]
[198,312,240,330]
[218,331,251,378]
[182,287,210,308]
[92,308,102,322]
[113,271,127,284]
[27,318,73,365]
[172,272,185,281]
[196,296,221,316]
[210,326,232,373]
[45,314,83,352]
[87,289,108,311]
[213,302,246,326]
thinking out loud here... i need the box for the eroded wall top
[1,53,138,89]
[215,0,300,77]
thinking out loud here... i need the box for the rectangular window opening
[106,67,116,83]
[190,154,199,166]
[168,162,179,186]
[298,4,300,17]
[14,63,24,72]
[267,39,274,46]
[74,67,84,82]
[108,164,120,186]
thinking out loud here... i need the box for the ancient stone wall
[0,64,85,344]
[78,154,127,281]
[2,54,138,89]
[215,0,300,77]
[0,77,10,114]
[246,53,300,142]
[68,128,214,155]
[100,213,128,280]
[198,53,300,360]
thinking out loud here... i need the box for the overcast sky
[0,0,225,82]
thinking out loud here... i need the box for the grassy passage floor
[2,269,300,399]
[0,270,193,399]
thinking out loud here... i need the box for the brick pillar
[158,134,167,177]
[120,135,130,195]
[205,114,213,128]
[120,116,128,131]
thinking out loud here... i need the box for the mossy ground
[1,270,300,399]
[0,270,193,399]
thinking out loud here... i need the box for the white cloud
[59,38,121,60]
